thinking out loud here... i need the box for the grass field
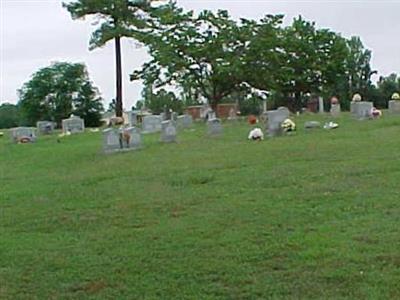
[1,113,400,299]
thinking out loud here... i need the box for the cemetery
[2,0,400,298]
[2,110,400,298]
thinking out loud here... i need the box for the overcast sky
[1,0,400,109]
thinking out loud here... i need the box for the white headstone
[142,115,162,133]
[62,116,85,134]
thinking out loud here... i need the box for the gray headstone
[388,100,400,114]
[37,121,56,135]
[266,107,290,137]
[350,101,357,114]
[103,127,142,153]
[142,115,162,133]
[351,102,373,120]
[160,112,167,121]
[10,127,36,143]
[330,104,341,117]
[207,118,223,136]
[304,121,321,129]
[177,114,193,129]
[128,111,138,126]
[62,116,85,134]
[171,112,178,121]
[161,120,177,143]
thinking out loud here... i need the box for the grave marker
[142,115,162,133]
[266,107,290,137]
[177,114,193,129]
[103,127,142,153]
[62,116,85,134]
[10,127,36,143]
[351,102,373,120]
[37,121,56,135]
[161,120,177,143]
[207,118,223,136]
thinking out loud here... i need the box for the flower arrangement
[281,119,296,132]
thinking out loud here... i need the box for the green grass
[1,113,400,299]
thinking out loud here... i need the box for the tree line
[1,0,399,128]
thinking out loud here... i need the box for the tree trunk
[115,36,123,117]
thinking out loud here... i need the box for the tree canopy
[18,62,104,127]
[130,4,389,112]
[0,103,19,129]
[63,0,159,117]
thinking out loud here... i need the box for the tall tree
[131,7,280,113]
[63,0,154,117]
[271,17,349,110]
[18,62,104,126]
[0,103,19,129]
[345,37,376,100]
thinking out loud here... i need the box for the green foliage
[63,0,160,116]
[63,0,153,49]
[142,86,184,114]
[375,74,399,107]
[131,5,384,112]
[18,62,104,127]
[0,103,19,129]
[132,6,279,108]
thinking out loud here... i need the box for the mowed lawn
[1,113,400,299]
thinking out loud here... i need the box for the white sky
[1,0,400,109]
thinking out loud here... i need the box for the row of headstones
[103,114,203,153]
[10,116,85,143]
[330,93,400,119]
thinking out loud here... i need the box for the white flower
[248,128,264,140]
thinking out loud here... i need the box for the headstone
[142,115,162,133]
[330,104,341,117]
[318,97,324,113]
[266,107,290,137]
[37,121,56,135]
[171,112,178,121]
[103,127,142,153]
[304,121,321,129]
[351,102,373,120]
[388,94,400,114]
[350,101,357,114]
[10,127,36,143]
[227,108,238,121]
[207,111,216,120]
[161,120,177,143]
[160,112,167,121]
[128,111,138,126]
[62,116,85,134]
[207,118,223,136]
[177,114,193,129]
